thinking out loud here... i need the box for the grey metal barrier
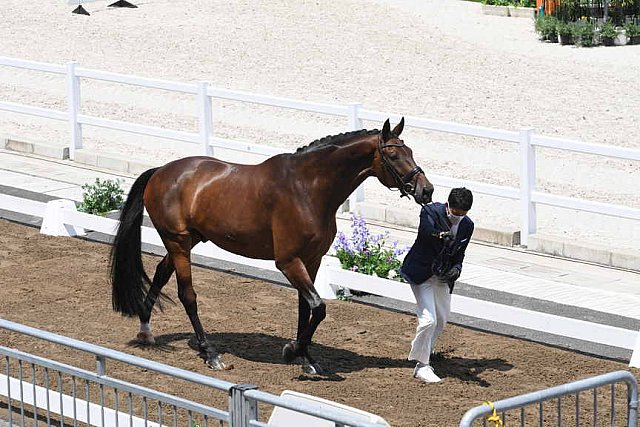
[459,370,638,427]
[0,318,385,427]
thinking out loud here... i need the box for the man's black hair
[448,187,473,211]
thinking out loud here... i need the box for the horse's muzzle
[414,184,434,206]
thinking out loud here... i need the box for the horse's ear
[382,119,391,141]
[392,117,405,137]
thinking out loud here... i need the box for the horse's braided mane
[295,129,380,154]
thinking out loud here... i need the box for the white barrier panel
[0,194,47,217]
[41,199,86,236]
[267,390,390,427]
[0,373,162,427]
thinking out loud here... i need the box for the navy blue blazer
[400,202,474,286]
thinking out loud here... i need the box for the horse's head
[373,118,434,205]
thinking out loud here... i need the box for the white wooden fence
[1,193,639,368]
[0,56,639,246]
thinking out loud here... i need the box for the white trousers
[408,275,451,365]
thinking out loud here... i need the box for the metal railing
[0,318,385,427]
[459,370,639,427]
[1,56,639,246]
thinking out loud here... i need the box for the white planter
[481,4,510,16]
[508,6,536,18]
[614,29,628,46]
[319,260,415,303]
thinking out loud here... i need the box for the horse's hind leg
[165,235,231,371]
[136,255,175,345]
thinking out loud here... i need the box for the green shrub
[77,178,125,216]
[573,20,596,47]
[624,22,640,37]
[600,21,618,39]
[535,15,559,41]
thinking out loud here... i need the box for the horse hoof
[282,341,299,364]
[206,355,233,371]
[303,362,323,375]
[136,331,155,345]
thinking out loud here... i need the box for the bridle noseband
[378,135,424,198]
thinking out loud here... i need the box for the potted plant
[625,22,640,45]
[535,15,559,42]
[573,20,596,47]
[332,215,408,299]
[77,178,125,216]
[600,21,617,46]
[557,21,574,45]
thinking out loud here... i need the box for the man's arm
[450,222,474,270]
[417,205,439,236]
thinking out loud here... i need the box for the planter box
[481,4,510,16]
[481,5,535,18]
[315,257,415,303]
[614,30,628,46]
[508,6,536,18]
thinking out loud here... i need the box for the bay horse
[110,118,434,374]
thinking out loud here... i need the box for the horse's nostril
[424,187,434,199]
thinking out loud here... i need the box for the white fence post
[519,128,536,247]
[40,199,85,237]
[66,62,82,161]
[198,81,213,157]
[347,103,364,212]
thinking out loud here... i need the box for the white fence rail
[1,193,639,368]
[1,56,639,246]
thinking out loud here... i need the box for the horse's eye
[388,152,399,160]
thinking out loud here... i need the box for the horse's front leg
[167,238,232,371]
[278,258,326,375]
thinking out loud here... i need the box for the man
[400,187,474,383]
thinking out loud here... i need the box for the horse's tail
[110,167,159,317]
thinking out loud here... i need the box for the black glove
[443,265,461,283]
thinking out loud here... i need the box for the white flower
[387,269,397,279]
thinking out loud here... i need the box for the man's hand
[438,231,455,241]
[443,265,461,283]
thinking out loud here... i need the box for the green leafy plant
[624,22,640,37]
[77,178,125,216]
[556,20,575,44]
[535,15,559,41]
[573,20,596,46]
[600,21,618,39]
[483,0,510,6]
[333,215,408,281]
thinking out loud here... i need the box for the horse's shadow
[130,332,513,384]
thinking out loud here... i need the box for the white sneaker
[413,363,441,383]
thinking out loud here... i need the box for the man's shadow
[431,352,514,387]
[130,332,513,384]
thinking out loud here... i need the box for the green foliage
[556,20,573,37]
[483,0,510,5]
[624,22,640,37]
[600,21,618,39]
[483,0,535,5]
[77,178,125,216]
[333,215,407,281]
[573,20,596,46]
[535,15,559,40]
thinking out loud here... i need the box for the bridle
[377,135,424,198]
